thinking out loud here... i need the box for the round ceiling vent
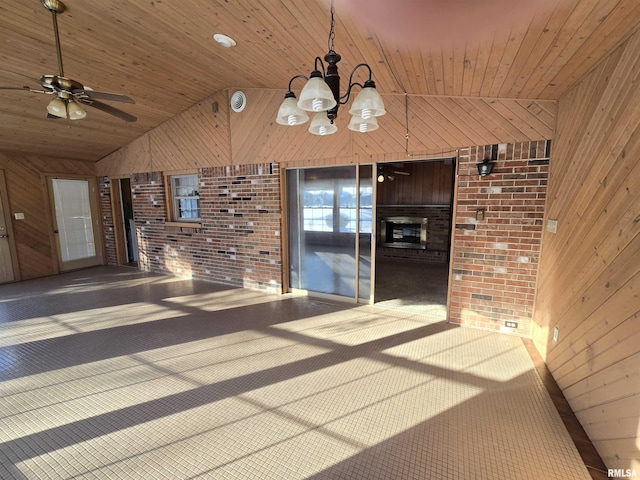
[230,91,246,113]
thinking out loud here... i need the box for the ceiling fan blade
[0,85,49,94]
[85,99,137,122]
[73,89,135,104]
[393,170,411,176]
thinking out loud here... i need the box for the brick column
[449,141,549,336]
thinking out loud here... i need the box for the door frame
[0,170,21,282]
[282,163,376,304]
[44,173,106,272]
[109,176,136,265]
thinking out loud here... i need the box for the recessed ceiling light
[213,34,236,48]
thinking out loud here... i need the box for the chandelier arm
[287,74,309,92]
[338,63,373,104]
[314,56,327,76]
[338,82,364,104]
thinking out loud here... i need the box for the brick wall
[100,146,548,335]
[129,163,282,292]
[449,141,549,336]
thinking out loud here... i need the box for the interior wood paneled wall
[377,161,454,206]
[0,152,96,279]
[97,91,231,177]
[97,90,556,175]
[532,30,640,472]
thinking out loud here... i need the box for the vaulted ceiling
[1,0,639,162]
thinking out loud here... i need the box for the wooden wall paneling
[537,138,640,358]
[230,89,353,165]
[434,98,501,143]
[532,29,640,473]
[535,41,640,307]
[541,52,619,214]
[99,89,556,174]
[0,170,20,281]
[562,319,640,410]
[419,98,477,147]
[149,93,231,172]
[549,258,640,384]
[97,136,152,177]
[96,91,231,176]
[353,94,423,156]
[0,152,96,279]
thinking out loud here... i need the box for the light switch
[546,219,558,233]
[14,212,25,220]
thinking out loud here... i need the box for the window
[167,174,200,222]
[300,178,372,234]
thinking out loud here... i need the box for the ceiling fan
[0,0,136,122]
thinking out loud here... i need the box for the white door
[0,187,14,283]
[49,177,103,271]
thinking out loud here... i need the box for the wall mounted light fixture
[477,158,494,176]
[275,0,386,136]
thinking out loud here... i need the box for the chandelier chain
[328,0,336,53]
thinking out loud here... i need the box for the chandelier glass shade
[276,0,385,135]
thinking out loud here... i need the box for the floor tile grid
[0,267,594,479]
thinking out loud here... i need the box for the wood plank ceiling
[0,0,639,162]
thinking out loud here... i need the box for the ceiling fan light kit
[1,0,136,123]
[46,96,67,118]
[276,0,385,136]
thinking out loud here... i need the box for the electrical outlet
[14,212,25,220]
[505,321,518,328]
[553,327,559,342]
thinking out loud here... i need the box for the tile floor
[0,267,593,479]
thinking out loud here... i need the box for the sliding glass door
[287,165,373,301]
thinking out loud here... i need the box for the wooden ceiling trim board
[539,0,640,99]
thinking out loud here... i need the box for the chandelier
[275,0,386,135]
